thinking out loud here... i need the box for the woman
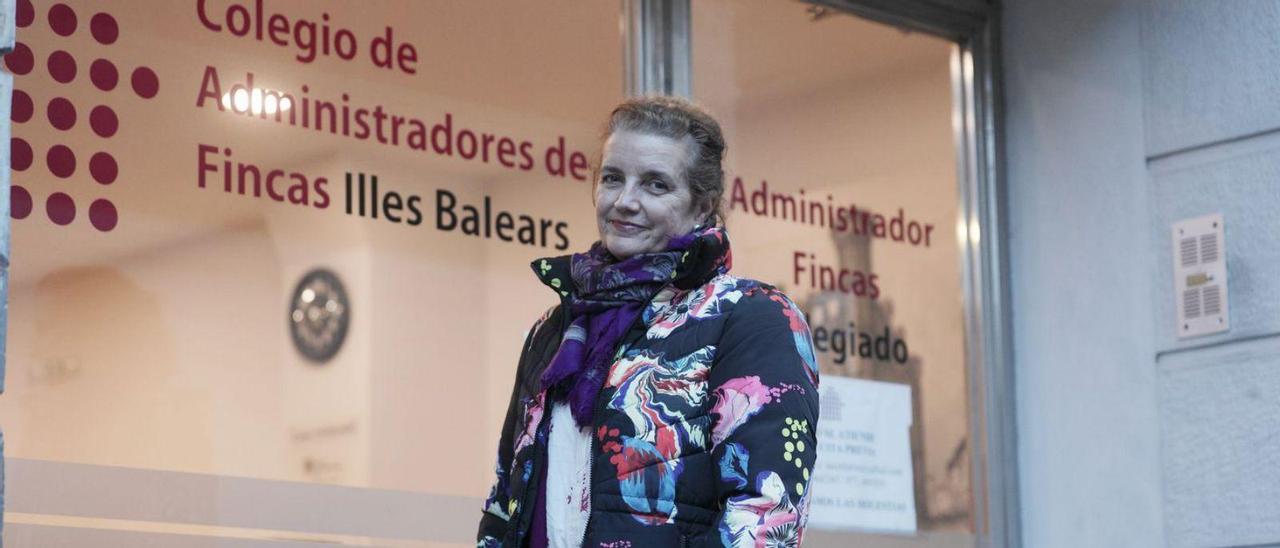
[478,96,819,548]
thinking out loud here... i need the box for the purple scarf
[536,226,729,427]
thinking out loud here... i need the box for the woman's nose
[611,182,642,212]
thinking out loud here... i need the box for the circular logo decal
[288,268,350,364]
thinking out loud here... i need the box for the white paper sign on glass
[808,375,917,534]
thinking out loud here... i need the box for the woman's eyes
[645,179,671,192]
[599,174,672,192]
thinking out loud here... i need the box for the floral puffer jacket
[478,232,820,548]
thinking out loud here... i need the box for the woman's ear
[694,199,714,226]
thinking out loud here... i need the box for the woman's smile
[607,219,647,234]
[594,130,709,259]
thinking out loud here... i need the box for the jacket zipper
[579,419,596,547]
[579,357,610,548]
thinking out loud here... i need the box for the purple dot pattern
[47,97,77,130]
[12,186,34,219]
[89,199,118,231]
[46,192,76,225]
[9,4,143,231]
[47,145,76,178]
[90,105,118,138]
[16,0,34,28]
[91,13,119,45]
[90,152,118,185]
[90,59,118,91]
[48,50,77,83]
[49,4,77,37]
[6,42,35,75]
[11,138,34,171]
[131,67,159,99]
[12,89,34,123]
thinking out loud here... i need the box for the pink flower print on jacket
[513,392,547,458]
[719,471,802,548]
[647,278,744,339]
[606,347,715,447]
[603,347,716,524]
[709,376,803,447]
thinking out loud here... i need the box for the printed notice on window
[808,375,917,534]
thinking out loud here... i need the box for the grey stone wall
[1003,1,1165,545]
[1005,0,1280,546]
[1143,2,1280,546]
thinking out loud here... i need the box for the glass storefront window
[2,1,1004,545]
[692,1,974,542]
[4,1,622,542]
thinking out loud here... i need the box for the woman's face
[595,130,709,260]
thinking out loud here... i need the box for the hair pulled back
[603,96,727,227]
